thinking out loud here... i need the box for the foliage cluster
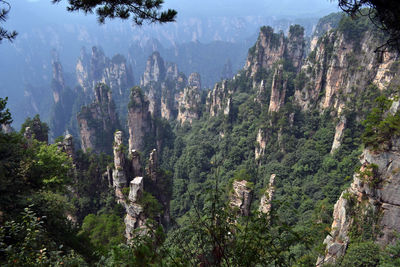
[362,96,400,150]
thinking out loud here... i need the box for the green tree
[340,241,381,267]
[79,213,125,255]
[362,96,400,150]
[0,97,12,125]
[380,236,400,267]
[0,206,87,266]
[20,114,50,143]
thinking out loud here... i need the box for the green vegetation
[79,213,125,255]
[20,114,49,143]
[289,24,304,37]
[362,96,400,150]
[340,241,381,267]
[138,191,162,217]
[3,10,400,266]
[0,97,12,124]
[128,86,146,109]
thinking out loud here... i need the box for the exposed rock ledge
[317,135,400,266]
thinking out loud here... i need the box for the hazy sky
[14,0,339,23]
[165,0,339,18]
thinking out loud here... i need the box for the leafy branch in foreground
[52,0,177,25]
[0,1,17,43]
[337,0,400,52]
[0,97,12,125]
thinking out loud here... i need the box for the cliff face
[259,174,276,214]
[208,25,305,117]
[51,52,65,105]
[268,64,287,113]
[255,128,267,160]
[125,177,147,241]
[295,30,399,113]
[62,134,74,159]
[111,131,147,241]
[141,51,166,88]
[140,52,189,120]
[112,131,128,198]
[309,13,342,52]
[317,103,400,266]
[76,46,134,98]
[244,26,286,78]
[244,25,305,78]
[127,87,152,153]
[76,47,91,93]
[230,180,253,216]
[49,52,75,140]
[177,72,202,124]
[241,18,400,159]
[77,83,119,153]
[292,20,400,153]
[140,52,165,116]
[207,80,232,117]
[286,25,306,70]
[111,132,171,241]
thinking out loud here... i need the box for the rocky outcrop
[165,62,179,81]
[255,128,267,160]
[317,103,400,265]
[293,20,400,156]
[110,133,171,241]
[111,131,147,241]
[269,64,287,113]
[125,177,147,241]
[130,149,142,178]
[140,52,187,119]
[127,87,152,152]
[22,116,48,143]
[160,72,187,120]
[245,25,305,78]
[230,180,253,216]
[51,51,65,104]
[295,28,399,113]
[259,174,276,215]
[141,51,166,87]
[207,80,232,116]
[62,134,74,159]
[146,149,158,182]
[287,25,306,69]
[102,55,134,97]
[76,47,91,93]
[309,12,342,52]
[23,127,33,140]
[245,26,285,78]
[112,131,128,201]
[76,46,134,98]
[177,72,202,124]
[254,80,268,104]
[77,83,119,153]
[140,52,165,116]
[330,116,346,154]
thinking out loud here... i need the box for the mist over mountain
[0,0,338,127]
